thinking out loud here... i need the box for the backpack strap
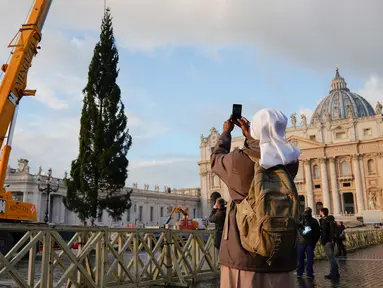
[223,148,259,240]
[223,200,235,240]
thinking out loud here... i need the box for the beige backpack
[235,160,300,266]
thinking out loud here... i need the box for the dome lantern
[330,67,349,93]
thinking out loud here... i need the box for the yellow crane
[0,0,52,252]
[165,206,199,230]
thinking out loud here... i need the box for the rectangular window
[139,206,143,222]
[363,128,372,136]
[343,182,351,187]
[193,208,196,218]
[98,211,102,222]
[313,165,320,179]
[126,209,131,222]
[314,184,321,189]
[150,207,154,222]
[160,207,164,217]
[335,131,347,139]
[309,135,316,141]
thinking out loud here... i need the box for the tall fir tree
[64,8,132,224]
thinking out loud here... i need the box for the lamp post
[38,168,59,223]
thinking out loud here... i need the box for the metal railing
[0,224,382,287]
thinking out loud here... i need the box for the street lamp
[37,168,59,223]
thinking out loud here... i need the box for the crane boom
[165,206,189,225]
[0,0,52,221]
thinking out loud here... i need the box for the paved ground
[194,244,383,288]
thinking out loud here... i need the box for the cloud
[27,30,97,109]
[15,0,377,76]
[128,156,199,188]
[297,108,314,124]
[124,108,171,141]
[0,3,171,184]
[1,19,97,178]
[9,106,170,181]
[10,114,80,178]
[356,75,383,106]
[27,75,69,110]
[125,111,142,128]
[4,0,383,191]
[122,87,157,110]
[2,0,383,78]
[196,47,223,63]
[132,126,171,140]
[131,157,196,168]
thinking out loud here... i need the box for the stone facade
[5,162,67,224]
[199,69,383,217]
[5,162,201,226]
[110,187,201,227]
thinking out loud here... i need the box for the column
[60,196,65,223]
[320,157,331,211]
[352,154,365,212]
[303,160,315,210]
[359,157,368,209]
[23,191,28,203]
[377,153,383,189]
[37,193,44,222]
[199,170,209,217]
[329,157,341,215]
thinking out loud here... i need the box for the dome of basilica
[311,68,375,124]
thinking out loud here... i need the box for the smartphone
[232,104,242,120]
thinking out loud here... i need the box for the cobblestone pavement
[193,244,383,288]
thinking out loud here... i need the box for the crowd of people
[208,108,347,287]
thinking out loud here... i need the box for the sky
[1,0,383,190]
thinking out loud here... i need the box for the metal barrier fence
[0,224,382,287]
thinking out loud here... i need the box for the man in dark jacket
[335,221,346,257]
[319,207,340,280]
[209,197,226,250]
[211,110,300,287]
[297,208,320,279]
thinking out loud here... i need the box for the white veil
[250,108,301,169]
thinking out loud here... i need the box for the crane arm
[0,0,52,191]
[170,206,189,217]
[165,206,189,225]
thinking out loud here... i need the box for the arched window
[313,165,320,179]
[367,159,376,174]
[340,161,350,176]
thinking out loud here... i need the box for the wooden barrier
[0,224,381,287]
[0,224,218,287]
[314,228,383,259]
